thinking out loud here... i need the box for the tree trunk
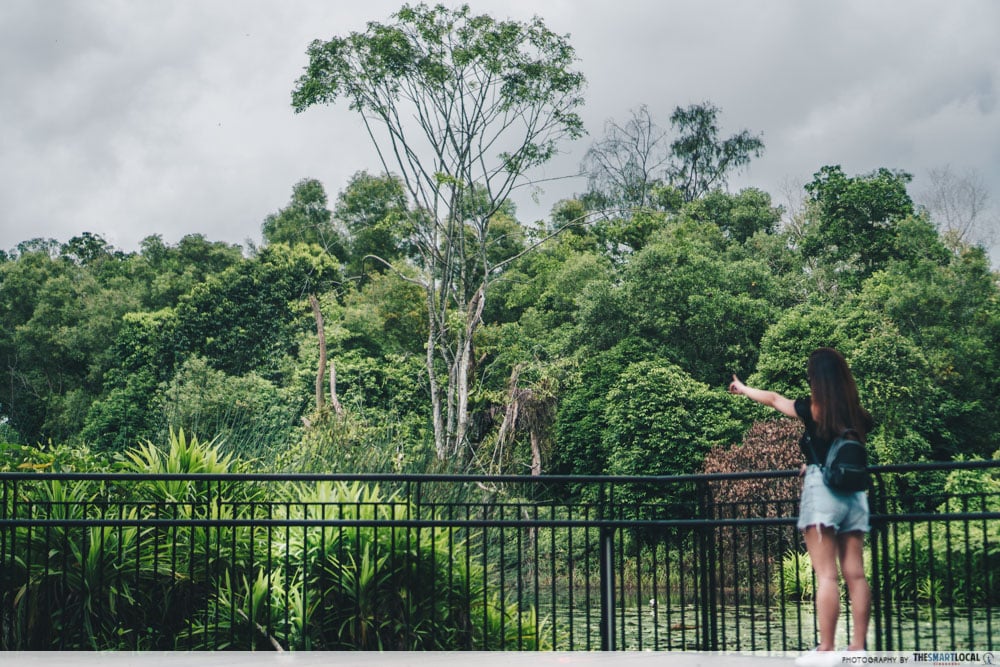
[530,429,542,476]
[454,286,485,456]
[309,294,326,412]
[328,360,343,417]
[426,287,446,458]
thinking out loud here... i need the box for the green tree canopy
[681,188,782,243]
[575,218,782,384]
[334,171,411,278]
[800,165,915,282]
[262,178,346,261]
[0,241,137,444]
[603,360,743,509]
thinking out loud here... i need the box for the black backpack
[808,428,870,493]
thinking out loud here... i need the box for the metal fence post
[870,471,891,651]
[698,480,718,651]
[599,525,616,651]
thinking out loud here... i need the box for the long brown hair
[807,348,871,441]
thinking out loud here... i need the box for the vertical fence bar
[616,520,625,650]
[870,471,888,651]
[515,503,524,651]
[464,501,473,651]
[928,514,939,648]
[56,502,66,650]
[0,479,7,650]
[548,502,556,651]
[185,498,196,650]
[281,495,291,650]
[963,495,973,648]
[584,503,593,650]
[24,503,33,648]
[565,502,575,651]
[265,501,274,650]
[171,501,181,647]
[651,537,660,650]
[946,517,956,648]
[697,481,717,652]
[726,504,738,651]
[902,519,914,651]
[983,496,994,650]
[633,525,643,651]
[355,494,364,648]
[665,532,674,650]
[598,524,616,651]
[480,501,489,650]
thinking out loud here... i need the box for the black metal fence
[2,462,998,652]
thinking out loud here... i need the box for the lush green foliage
[1,432,545,650]
[878,464,1000,607]
[3,159,998,478]
[0,8,997,478]
[262,178,347,261]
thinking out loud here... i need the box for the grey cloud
[1,0,998,266]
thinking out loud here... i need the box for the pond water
[543,601,997,652]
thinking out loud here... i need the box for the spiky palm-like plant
[6,478,145,649]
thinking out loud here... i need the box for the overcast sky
[2,0,999,264]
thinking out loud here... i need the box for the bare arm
[728,374,797,418]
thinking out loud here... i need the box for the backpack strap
[803,433,822,467]
[805,428,858,467]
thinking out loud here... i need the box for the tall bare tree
[292,4,585,460]
[581,104,671,211]
[919,165,998,252]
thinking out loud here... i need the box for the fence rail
[2,462,998,652]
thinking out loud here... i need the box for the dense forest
[2,4,998,478]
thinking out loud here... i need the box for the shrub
[777,549,814,601]
[175,480,548,650]
[2,430,263,649]
[879,466,1000,607]
[2,478,145,649]
[703,418,802,508]
[703,419,803,602]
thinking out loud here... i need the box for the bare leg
[803,525,840,651]
[838,531,870,650]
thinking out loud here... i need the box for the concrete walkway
[10,651,799,667]
[16,648,996,667]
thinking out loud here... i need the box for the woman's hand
[728,374,745,396]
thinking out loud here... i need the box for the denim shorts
[797,465,870,533]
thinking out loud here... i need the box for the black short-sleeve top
[794,396,873,464]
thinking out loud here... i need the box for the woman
[729,348,872,663]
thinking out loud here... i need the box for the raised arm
[728,374,797,418]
